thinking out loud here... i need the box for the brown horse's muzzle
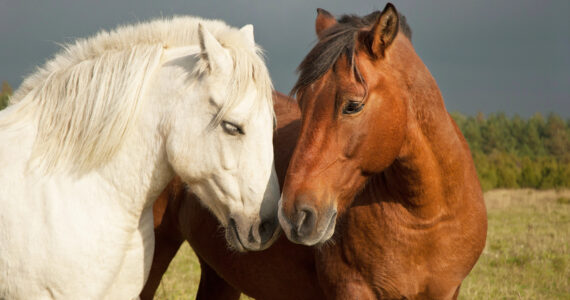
[278,191,337,246]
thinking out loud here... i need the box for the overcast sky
[1,0,568,117]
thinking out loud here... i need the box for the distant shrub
[0,81,12,110]
[452,112,570,191]
[0,94,8,110]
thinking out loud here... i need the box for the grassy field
[460,189,570,299]
[155,189,570,299]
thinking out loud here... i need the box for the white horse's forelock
[5,16,273,175]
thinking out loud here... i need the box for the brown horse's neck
[368,48,478,220]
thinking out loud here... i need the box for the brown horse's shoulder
[152,176,185,228]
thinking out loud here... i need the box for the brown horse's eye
[342,101,364,115]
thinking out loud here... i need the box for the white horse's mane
[4,16,273,174]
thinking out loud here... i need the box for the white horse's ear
[240,24,255,46]
[198,23,231,72]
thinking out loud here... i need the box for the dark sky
[1,0,568,117]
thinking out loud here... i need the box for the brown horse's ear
[370,3,399,57]
[315,8,337,38]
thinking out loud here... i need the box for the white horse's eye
[221,121,244,136]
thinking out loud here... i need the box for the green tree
[462,117,483,154]
[451,111,570,190]
[544,113,569,158]
[539,158,560,189]
[493,152,519,188]
[0,81,12,110]
[472,152,498,191]
[523,119,546,157]
[518,157,541,188]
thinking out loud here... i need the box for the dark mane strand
[291,10,411,97]
[399,14,412,40]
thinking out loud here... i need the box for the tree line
[0,81,568,190]
[0,81,11,110]
[452,111,570,191]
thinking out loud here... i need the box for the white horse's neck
[13,94,175,213]
[97,46,201,212]
[97,101,174,214]
[0,89,174,299]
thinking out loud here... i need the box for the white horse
[0,16,279,299]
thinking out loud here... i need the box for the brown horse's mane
[291,10,411,97]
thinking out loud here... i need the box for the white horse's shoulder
[0,172,147,299]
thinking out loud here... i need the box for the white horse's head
[8,18,280,252]
[158,23,280,251]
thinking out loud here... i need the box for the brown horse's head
[279,3,416,245]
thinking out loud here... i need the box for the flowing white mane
[5,16,273,174]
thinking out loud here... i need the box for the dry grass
[460,189,570,299]
[156,189,570,299]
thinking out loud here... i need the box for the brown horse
[142,3,487,299]
[278,3,487,298]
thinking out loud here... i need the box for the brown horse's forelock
[291,11,411,98]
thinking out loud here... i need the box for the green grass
[154,244,252,300]
[156,189,570,299]
[460,189,570,299]
[153,243,201,300]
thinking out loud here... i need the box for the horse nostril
[294,210,306,229]
[258,219,277,245]
[229,218,237,232]
[295,206,317,238]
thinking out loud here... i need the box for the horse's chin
[305,216,337,246]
